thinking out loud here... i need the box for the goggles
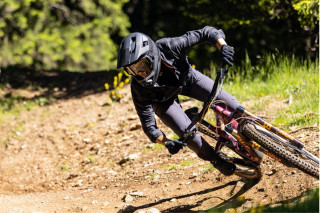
[125,58,151,76]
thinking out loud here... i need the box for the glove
[221,45,234,67]
[165,140,185,155]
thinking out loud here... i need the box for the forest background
[0,0,318,72]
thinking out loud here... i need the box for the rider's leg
[153,98,236,176]
[181,68,241,111]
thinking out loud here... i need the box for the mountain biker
[117,26,245,176]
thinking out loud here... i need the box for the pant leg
[153,98,215,161]
[182,69,241,111]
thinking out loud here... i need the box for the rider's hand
[165,140,185,155]
[221,45,234,67]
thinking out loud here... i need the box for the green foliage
[182,0,318,34]
[184,0,272,28]
[125,0,318,71]
[293,0,319,28]
[184,0,318,60]
[1,1,318,72]
[0,0,130,71]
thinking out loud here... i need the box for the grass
[161,160,195,171]
[143,143,166,152]
[86,154,96,164]
[203,164,214,173]
[181,53,318,130]
[0,92,54,123]
[55,161,72,172]
[60,166,72,171]
[180,160,193,167]
[161,164,177,170]
[218,53,319,129]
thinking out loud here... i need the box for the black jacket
[131,26,225,142]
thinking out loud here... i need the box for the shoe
[211,152,236,176]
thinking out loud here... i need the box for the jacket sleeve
[157,26,225,58]
[131,83,164,143]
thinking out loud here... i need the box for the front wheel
[242,122,319,179]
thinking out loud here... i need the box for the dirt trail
[0,85,319,213]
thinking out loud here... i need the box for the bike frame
[199,104,282,165]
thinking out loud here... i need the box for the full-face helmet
[117,32,161,87]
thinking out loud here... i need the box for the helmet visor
[125,58,150,76]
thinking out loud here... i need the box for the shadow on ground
[0,67,120,100]
[133,178,260,213]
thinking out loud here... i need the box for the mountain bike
[181,66,319,179]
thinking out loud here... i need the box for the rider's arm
[131,83,165,143]
[156,26,227,57]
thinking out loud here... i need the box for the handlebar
[181,65,229,142]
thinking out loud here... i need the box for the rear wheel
[242,122,319,179]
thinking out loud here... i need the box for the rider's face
[137,69,152,78]
[125,58,152,78]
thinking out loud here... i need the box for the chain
[197,124,219,141]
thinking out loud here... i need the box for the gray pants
[153,70,241,161]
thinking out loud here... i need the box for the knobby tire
[242,122,319,179]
